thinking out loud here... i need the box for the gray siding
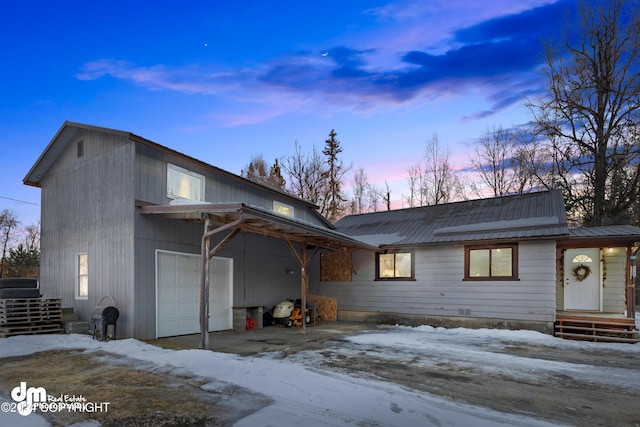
[131,142,324,338]
[312,241,557,324]
[133,213,305,339]
[134,143,324,225]
[603,247,627,313]
[39,129,135,337]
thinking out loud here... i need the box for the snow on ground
[1,323,639,427]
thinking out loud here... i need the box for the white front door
[156,250,233,338]
[564,248,601,311]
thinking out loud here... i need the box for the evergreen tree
[322,129,348,222]
[268,158,286,189]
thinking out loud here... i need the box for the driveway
[155,321,640,426]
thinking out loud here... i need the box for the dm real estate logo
[5,382,110,417]
[11,382,46,416]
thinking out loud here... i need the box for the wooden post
[626,246,636,320]
[301,244,306,335]
[199,218,211,349]
[199,216,244,350]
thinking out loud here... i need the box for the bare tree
[511,125,547,194]
[351,168,368,214]
[367,186,383,213]
[22,222,40,251]
[403,163,424,208]
[0,210,19,278]
[470,125,519,197]
[382,181,392,211]
[423,132,455,205]
[403,133,456,207]
[528,0,640,225]
[282,140,329,211]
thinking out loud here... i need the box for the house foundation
[338,310,555,335]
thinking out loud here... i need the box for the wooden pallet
[0,298,63,338]
[555,314,639,344]
[0,323,65,337]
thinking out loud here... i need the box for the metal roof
[334,190,570,246]
[139,202,377,251]
[568,225,640,240]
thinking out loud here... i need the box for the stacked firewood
[308,295,337,321]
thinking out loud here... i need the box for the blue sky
[1,0,575,228]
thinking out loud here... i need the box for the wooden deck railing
[555,313,639,344]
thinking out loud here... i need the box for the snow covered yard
[1,320,639,426]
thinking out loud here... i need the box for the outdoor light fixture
[286,268,295,275]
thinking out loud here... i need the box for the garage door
[156,250,233,338]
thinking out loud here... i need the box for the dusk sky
[1,0,577,229]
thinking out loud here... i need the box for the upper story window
[273,200,294,217]
[167,163,205,201]
[464,243,519,281]
[376,251,415,281]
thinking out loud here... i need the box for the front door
[564,248,601,311]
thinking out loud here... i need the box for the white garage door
[156,250,233,338]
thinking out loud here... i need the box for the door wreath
[571,264,591,281]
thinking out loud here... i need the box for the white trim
[155,249,233,338]
[167,163,205,201]
[273,200,294,217]
[75,252,89,300]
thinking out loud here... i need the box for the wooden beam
[209,228,241,259]
[626,245,636,320]
[199,215,245,349]
[283,241,321,335]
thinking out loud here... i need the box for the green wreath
[571,264,591,282]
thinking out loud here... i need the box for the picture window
[464,244,518,281]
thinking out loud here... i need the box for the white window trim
[167,163,205,201]
[75,252,89,300]
[273,200,294,217]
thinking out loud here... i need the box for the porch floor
[555,312,638,344]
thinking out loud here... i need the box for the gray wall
[133,213,304,338]
[312,240,558,326]
[39,127,332,339]
[131,142,323,339]
[39,129,135,337]
[134,143,324,224]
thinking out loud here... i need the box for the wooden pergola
[140,202,376,349]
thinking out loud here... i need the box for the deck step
[555,314,639,344]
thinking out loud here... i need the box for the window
[464,244,518,280]
[273,200,294,217]
[76,253,88,300]
[167,164,205,201]
[376,251,414,280]
[572,254,593,263]
[77,140,84,158]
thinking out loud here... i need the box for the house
[311,190,640,342]
[24,122,373,342]
[25,122,640,344]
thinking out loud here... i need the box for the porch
[554,311,639,344]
